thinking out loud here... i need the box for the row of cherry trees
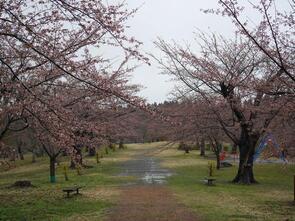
[1,0,294,185]
[0,0,149,181]
[153,0,294,184]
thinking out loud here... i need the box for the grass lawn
[0,147,136,221]
[155,146,295,221]
[0,142,294,221]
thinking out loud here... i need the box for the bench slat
[63,186,83,198]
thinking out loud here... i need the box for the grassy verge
[156,147,295,221]
[0,147,135,221]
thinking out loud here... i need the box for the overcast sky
[122,0,236,103]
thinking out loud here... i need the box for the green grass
[1,142,294,221]
[156,147,295,221]
[0,148,135,221]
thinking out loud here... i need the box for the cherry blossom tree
[206,0,295,87]
[161,97,228,168]
[154,33,293,184]
[0,0,152,182]
[0,0,147,145]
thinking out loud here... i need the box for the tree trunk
[210,139,221,170]
[185,146,190,154]
[109,143,116,152]
[70,147,83,169]
[88,147,96,156]
[119,140,124,149]
[17,145,24,160]
[32,152,36,163]
[231,143,238,154]
[200,139,205,156]
[232,132,259,184]
[215,143,221,170]
[50,157,56,183]
[216,154,220,170]
[70,160,75,169]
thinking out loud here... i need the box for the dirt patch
[105,186,201,221]
[10,180,35,188]
[84,187,120,201]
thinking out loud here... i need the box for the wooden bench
[63,186,82,198]
[204,178,216,186]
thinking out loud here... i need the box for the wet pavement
[119,150,172,185]
[106,146,201,221]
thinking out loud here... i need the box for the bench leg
[76,189,79,194]
[67,192,70,198]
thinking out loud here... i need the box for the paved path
[105,146,200,221]
[118,150,172,185]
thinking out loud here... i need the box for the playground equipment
[253,133,288,162]
[220,151,226,161]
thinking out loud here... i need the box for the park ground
[0,142,294,221]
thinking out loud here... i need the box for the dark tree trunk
[70,160,75,169]
[88,147,96,156]
[185,147,190,154]
[17,145,24,160]
[231,143,238,154]
[210,138,221,170]
[109,143,116,152]
[119,140,124,149]
[215,143,221,170]
[9,151,16,161]
[77,147,83,164]
[41,144,61,183]
[200,139,205,156]
[50,157,56,183]
[233,131,259,184]
[216,154,221,170]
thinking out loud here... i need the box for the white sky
[123,0,236,103]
